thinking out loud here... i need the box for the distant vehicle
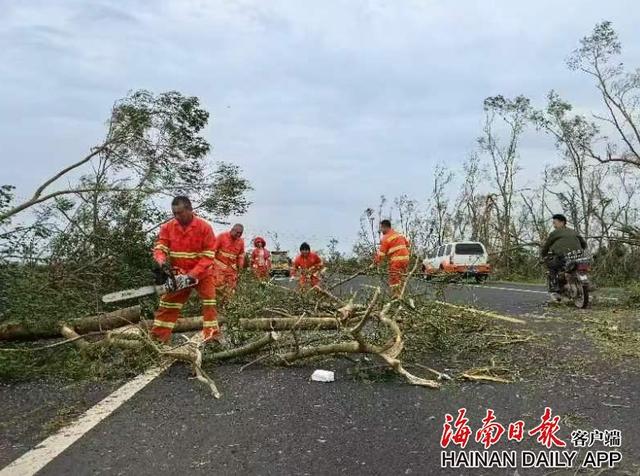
[422,241,491,283]
[270,251,292,277]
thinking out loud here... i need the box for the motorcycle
[545,250,593,309]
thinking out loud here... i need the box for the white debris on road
[311,370,335,382]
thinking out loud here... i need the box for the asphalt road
[2,281,638,475]
[335,276,552,316]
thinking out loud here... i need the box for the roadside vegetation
[346,21,640,288]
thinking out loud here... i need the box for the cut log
[72,306,141,334]
[0,323,59,342]
[0,306,141,341]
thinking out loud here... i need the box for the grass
[0,341,156,382]
[401,298,550,385]
[567,305,640,361]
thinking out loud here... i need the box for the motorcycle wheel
[574,285,589,309]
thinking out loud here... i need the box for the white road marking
[0,363,171,476]
[467,284,547,295]
[455,283,619,301]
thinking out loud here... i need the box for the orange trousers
[252,266,269,280]
[151,275,218,342]
[216,269,239,303]
[389,263,409,296]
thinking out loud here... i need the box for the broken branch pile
[0,274,531,398]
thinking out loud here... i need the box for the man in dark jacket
[540,214,588,294]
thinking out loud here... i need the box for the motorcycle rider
[540,214,588,300]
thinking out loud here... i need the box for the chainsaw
[101,269,198,304]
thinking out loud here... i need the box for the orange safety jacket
[374,229,410,266]
[152,216,217,281]
[251,248,271,269]
[291,252,324,277]
[213,231,245,273]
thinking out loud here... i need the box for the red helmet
[253,236,266,247]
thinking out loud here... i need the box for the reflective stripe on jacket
[374,229,410,265]
[213,231,245,272]
[152,216,216,280]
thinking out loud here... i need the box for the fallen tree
[97,285,442,397]
[0,270,531,398]
[0,306,142,341]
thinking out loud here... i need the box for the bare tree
[394,195,430,255]
[568,21,640,169]
[478,95,530,273]
[452,153,483,241]
[427,164,453,248]
[267,232,282,252]
[520,177,552,246]
[530,91,602,239]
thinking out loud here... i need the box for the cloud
[1,0,639,252]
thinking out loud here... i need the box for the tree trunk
[0,306,141,341]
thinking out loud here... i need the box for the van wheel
[475,274,488,284]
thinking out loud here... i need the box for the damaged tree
[0,263,534,399]
[0,306,142,341]
[0,89,253,334]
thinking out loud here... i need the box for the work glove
[152,261,172,285]
[161,261,172,274]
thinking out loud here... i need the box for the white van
[422,241,491,282]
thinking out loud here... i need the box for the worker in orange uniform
[373,219,410,297]
[251,236,271,280]
[151,196,219,343]
[213,223,245,303]
[290,242,325,289]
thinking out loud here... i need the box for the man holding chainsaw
[151,196,219,343]
[372,220,410,297]
[290,242,325,289]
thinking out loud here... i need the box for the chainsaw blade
[101,285,165,303]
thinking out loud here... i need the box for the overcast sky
[1,1,639,253]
